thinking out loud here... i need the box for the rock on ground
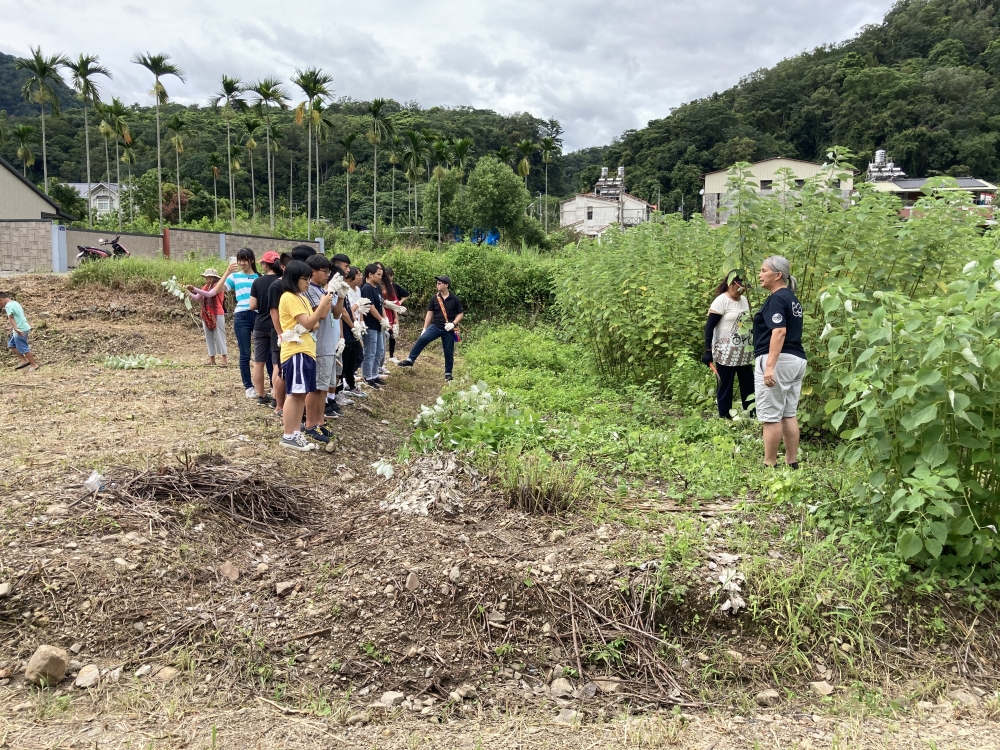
[24,645,69,686]
[74,665,100,689]
[809,681,834,696]
[756,688,781,706]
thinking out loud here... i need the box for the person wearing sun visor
[702,269,755,419]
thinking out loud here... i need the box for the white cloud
[3,0,894,149]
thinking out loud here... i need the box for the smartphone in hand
[228,256,237,266]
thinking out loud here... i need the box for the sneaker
[373,377,388,386]
[335,393,354,406]
[325,402,343,418]
[445,373,453,382]
[302,426,329,444]
[379,367,390,375]
[397,359,414,368]
[279,434,315,451]
[257,395,275,407]
[245,387,258,399]
[365,379,382,389]
[348,388,368,398]
[318,424,334,438]
[389,357,400,364]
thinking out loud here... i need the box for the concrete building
[701,157,854,225]
[560,166,652,237]
[0,155,74,221]
[67,181,120,215]
[865,150,997,208]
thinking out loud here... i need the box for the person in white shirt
[702,272,755,418]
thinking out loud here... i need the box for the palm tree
[366,98,394,235]
[431,139,452,247]
[403,130,425,226]
[0,110,9,148]
[165,113,187,224]
[209,152,222,221]
[250,77,289,231]
[97,113,113,184]
[120,145,136,223]
[452,137,474,194]
[102,98,132,231]
[242,115,262,219]
[339,133,358,229]
[311,99,335,224]
[65,54,111,227]
[291,68,334,237]
[539,136,560,232]
[13,124,37,176]
[516,139,536,188]
[210,75,246,227]
[388,135,403,226]
[497,145,512,167]
[15,46,69,195]
[131,52,186,232]
[229,143,243,215]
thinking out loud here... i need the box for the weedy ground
[0,274,998,749]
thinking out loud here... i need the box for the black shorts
[253,329,278,364]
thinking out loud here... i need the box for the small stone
[154,666,179,682]
[448,566,461,583]
[381,691,406,707]
[275,581,295,597]
[541,623,552,636]
[554,708,581,725]
[550,677,574,698]
[405,572,420,591]
[345,713,368,726]
[696,652,710,662]
[24,645,69,686]
[593,677,620,694]
[75,665,100,689]
[726,649,743,661]
[756,689,781,707]
[257,563,269,574]
[132,622,145,633]
[69,643,83,655]
[456,684,477,699]
[578,683,598,699]
[105,667,122,683]
[113,558,129,570]
[549,530,566,543]
[68,660,84,671]
[135,664,152,677]
[839,642,853,653]
[46,504,69,517]
[0,582,11,598]
[204,427,218,435]
[946,688,980,708]
[325,442,336,453]
[219,561,239,582]
[809,680,834,696]
[384,584,396,597]
[439,584,450,595]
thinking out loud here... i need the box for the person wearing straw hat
[187,268,229,366]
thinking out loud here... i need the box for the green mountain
[0,50,79,117]
[569,0,1000,214]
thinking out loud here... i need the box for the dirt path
[1,275,999,749]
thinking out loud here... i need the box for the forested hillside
[575,0,1000,214]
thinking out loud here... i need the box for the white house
[67,182,120,215]
[560,166,652,238]
[0,155,75,220]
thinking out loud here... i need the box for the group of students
[702,255,806,469]
[186,245,464,451]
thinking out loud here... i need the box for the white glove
[327,273,351,297]
[279,323,309,344]
[444,322,455,332]
[356,297,372,316]
[352,318,367,343]
[384,300,406,314]
[335,337,345,356]
[380,317,390,331]
[391,323,399,337]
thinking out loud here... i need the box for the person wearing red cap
[249,251,283,405]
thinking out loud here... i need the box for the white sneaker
[389,357,400,364]
[245,387,258,399]
[348,387,367,398]
[279,434,316,451]
[335,393,354,406]
[379,367,390,376]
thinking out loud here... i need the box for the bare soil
[1,274,998,748]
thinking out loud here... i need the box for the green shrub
[70,257,208,290]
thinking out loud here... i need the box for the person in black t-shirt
[249,251,282,406]
[359,264,389,387]
[753,255,807,469]
[396,275,464,381]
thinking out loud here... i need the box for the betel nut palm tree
[165,113,188,223]
[431,138,451,247]
[388,135,403,226]
[339,133,358,229]
[209,152,222,221]
[15,46,69,195]
[452,137,474,195]
[103,98,132,231]
[13,124,37,176]
[539,136,560,232]
[250,77,289,231]
[65,54,111,227]
[403,129,425,226]
[131,52,186,232]
[310,98,335,224]
[242,115,262,219]
[210,75,246,227]
[366,98,394,236]
[291,67,333,237]
[516,139,536,189]
[120,145,136,222]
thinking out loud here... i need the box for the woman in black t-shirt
[753,255,807,469]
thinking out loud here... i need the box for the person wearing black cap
[396,275,463,381]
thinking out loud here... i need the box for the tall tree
[65,54,111,227]
[242,115,262,220]
[250,77,288,231]
[210,75,246,227]
[291,68,333,237]
[209,151,222,221]
[131,52,186,232]
[13,124,37,176]
[388,135,402,227]
[516,139,536,188]
[339,133,358,229]
[97,111,113,184]
[15,46,69,195]
[452,137,474,194]
[120,145,136,223]
[538,136,560,232]
[165,113,187,224]
[366,98,394,235]
[311,98,335,225]
[0,110,8,149]
[431,139,451,247]
[102,98,132,230]
[496,145,512,167]
[403,130,425,227]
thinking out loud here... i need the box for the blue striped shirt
[225,272,258,313]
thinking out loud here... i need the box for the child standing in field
[0,291,39,371]
[186,269,229,366]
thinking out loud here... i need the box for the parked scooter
[76,235,131,262]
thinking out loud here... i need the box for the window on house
[832,179,841,188]
[759,180,773,190]
[587,207,593,220]
[795,179,805,189]
[96,196,110,211]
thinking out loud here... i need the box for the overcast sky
[4,0,895,151]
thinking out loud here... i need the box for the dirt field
[1,274,999,749]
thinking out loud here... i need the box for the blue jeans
[234,310,256,389]
[8,331,30,355]
[362,327,385,381]
[407,324,455,375]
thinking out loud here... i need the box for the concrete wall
[0,166,58,221]
[0,220,52,272]
[168,229,319,261]
[703,158,855,194]
[66,228,162,267]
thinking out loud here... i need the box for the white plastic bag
[84,471,105,494]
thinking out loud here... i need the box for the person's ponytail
[788,275,798,294]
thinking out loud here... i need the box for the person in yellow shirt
[277,260,334,451]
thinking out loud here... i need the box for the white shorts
[316,354,335,391]
[755,354,807,422]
